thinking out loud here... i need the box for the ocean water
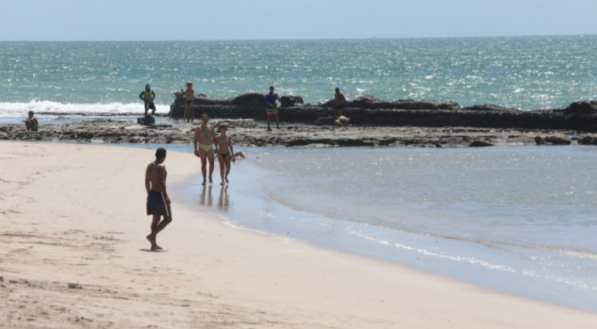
[1,36,597,121]
[170,145,597,312]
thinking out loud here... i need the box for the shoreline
[2,141,597,328]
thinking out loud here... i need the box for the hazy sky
[0,0,595,41]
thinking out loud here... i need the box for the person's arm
[193,129,199,155]
[145,165,151,194]
[212,128,218,152]
[228,137,234,156]
[159,166,170,204]
[342,95,347,104]
[151,90,156,101]
[139,91,145,101]
[33,117,38,126]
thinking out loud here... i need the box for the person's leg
[199,148,208,185]
[266,112,271,130]
[145,102,149,117]
[190,105,194,123]
[151,103,156,116]
[217,153,225,185]
[207,148,215,184]
[147,215,172,250]
[275,112,280,129]
[147,214,160,249]
[225,154,232,183]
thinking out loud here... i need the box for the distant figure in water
[139,84,156,117]
[182,82,195,123]
[194,114,217,185]
[216,122,234,185]
[334,87,347,122]
[145,147,172,250]
[23,111,38,131]
[265,86,280,131]
[232,151,245,163]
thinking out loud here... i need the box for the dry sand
[1,141,596,329]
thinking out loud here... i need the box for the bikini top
[218,135,229,146]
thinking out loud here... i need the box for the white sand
[1,141,596,328]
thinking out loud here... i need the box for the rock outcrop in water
[169,94,597,132]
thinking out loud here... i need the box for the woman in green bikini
[215,123,234,185]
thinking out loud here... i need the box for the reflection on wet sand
[200,185,213,207]
[218,185,230,211]
[199,184,230,212]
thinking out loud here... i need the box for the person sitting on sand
[181,82,195,123]
[145,147,172,251]
[334,87,347,121]
[23,111,39,132]
[194,114,217,185]
[139,84,157,117]
[216,123,234,185]
[265,86,280,131]
[231,151,245,163]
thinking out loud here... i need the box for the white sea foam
[0,101,170,116]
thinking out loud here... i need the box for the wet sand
[1,141,597,328]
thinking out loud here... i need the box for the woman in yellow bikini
[215,122,234,185]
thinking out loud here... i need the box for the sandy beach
[1,141,597,329]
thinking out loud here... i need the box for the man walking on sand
[139,84,157,117]
[145,147,172,250]
[265,86,280,131]
[182,82,195,123]
[194,114,217,185]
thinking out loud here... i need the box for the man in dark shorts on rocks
[334,87,347,121]
[145,147,172,250]
[265,86,280,131]
[139,84,157,116]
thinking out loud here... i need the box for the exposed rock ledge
[0,120,583,148]
[169,95,597,132]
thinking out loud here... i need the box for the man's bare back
[146,162,168,194]
[335,92,346,106]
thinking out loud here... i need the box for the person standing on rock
[181,82,195,123]
[265,86,280,131]
[194,114,217,185]
[145,147,172,251]
[139,84,157,117]
[334,88,347,121]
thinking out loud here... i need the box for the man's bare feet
[225,178,229,183]
[202,180,206,186]
[209,177,213,184]
[147,235,158,250]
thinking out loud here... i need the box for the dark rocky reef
[170,95,597,132]
[0,119,580,149]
